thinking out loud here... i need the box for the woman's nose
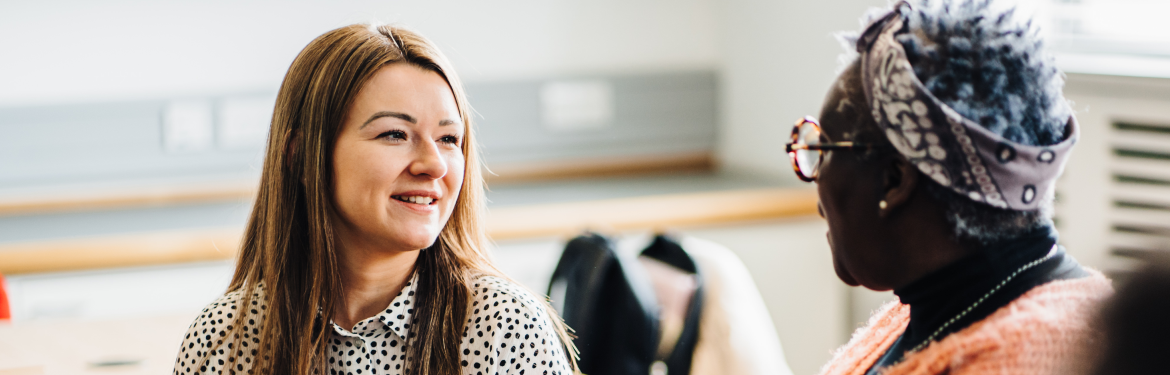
[408,140,448,179]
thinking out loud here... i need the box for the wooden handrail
[0,188,818,275]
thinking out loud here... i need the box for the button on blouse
[174,274,571,375]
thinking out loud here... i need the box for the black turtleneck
[864,226,1089,375]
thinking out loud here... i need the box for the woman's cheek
[446,153,465,182]
[443,153,465,209]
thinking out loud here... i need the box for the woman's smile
[390,190,441,213]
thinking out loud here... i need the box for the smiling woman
[172,24,576,375]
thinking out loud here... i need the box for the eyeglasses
[784,116,870,182]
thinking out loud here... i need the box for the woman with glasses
[791,1,1112,374]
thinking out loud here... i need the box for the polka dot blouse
[174,274,572,375]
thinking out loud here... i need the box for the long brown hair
[224,24,576,374]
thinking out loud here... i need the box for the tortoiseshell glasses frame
[784,116,871,182]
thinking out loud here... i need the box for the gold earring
[879,200,888,210]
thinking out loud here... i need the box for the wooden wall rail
[0,183,257,217]
[484,188,817,238]
[484,152,713,183]
[0,229,244,275]
[0,153,714,218]
[0,188,818,275]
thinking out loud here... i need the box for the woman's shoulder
[463,275,571,374]
[174,285,267,375]
[471,275,540,300]
[1019,268,1114,307]
[883,272,1113,375]
[468,275,552,318]
[822,274,1113,375]
[819,301,909,375]
[970,270,1111,335]
[972,270,1112,337]
[188,284,269,330]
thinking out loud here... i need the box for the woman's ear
[879,155,919,219]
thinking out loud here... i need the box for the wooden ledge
[484,188,818,238]
[0,229,244,275]
[0,183,258,217]
[0,153,714,218]
[484,151,713,183]
[0,188,818,275]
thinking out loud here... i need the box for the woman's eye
[440,135,461,145]
[377,130,407,141]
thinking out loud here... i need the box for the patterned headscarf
[856,1,1078,211]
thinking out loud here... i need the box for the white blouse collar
[329,272,419,342]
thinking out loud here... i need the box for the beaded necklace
[901,245,1058,356]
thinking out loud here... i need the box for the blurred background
[1,0,1169,374]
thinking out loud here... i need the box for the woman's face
[815,71,899,290]
[331,63,465,254]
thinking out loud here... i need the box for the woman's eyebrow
[439,119,458,126]
[361,111,416,128]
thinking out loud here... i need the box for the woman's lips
[390,194,439,213]
[391,195,436,205]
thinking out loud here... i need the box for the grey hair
[842,0,1069,245]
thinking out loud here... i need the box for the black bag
[548,233,703,375]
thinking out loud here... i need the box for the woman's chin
[383,221,445,249]
[377,228,438,251]
[833,256,861,287]
[397,235,440,251]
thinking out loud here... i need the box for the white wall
[716,0,889,179]
[0,0,719,106]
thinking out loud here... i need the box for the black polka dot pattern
[173,275,570,375]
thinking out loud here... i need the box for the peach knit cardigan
[820,271,1112,375]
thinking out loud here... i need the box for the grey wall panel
[1,101,164,184]
[469,71,718,164]
[0,100,266,189]
[0,71,717,191]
